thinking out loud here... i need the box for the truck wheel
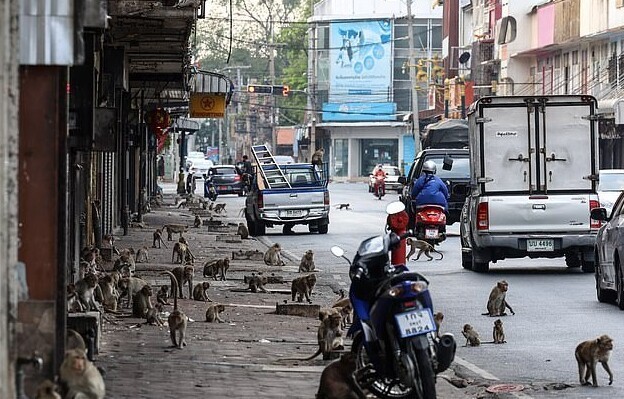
[581,253,595,273]
[471,251,489,273]
[318,224,328,234]
[255,220,266,236]
[565,253,581,268]
[461,251,473,270]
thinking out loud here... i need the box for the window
[572,51,579,65]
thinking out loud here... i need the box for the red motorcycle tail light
[477,201,489,230]
[590,199,601,229]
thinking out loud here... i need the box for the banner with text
[322,102,396,122]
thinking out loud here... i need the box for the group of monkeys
[459,279,614,388]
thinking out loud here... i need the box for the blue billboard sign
[329,20,393,104]
[322,102,396,122]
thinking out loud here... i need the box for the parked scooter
[330,206,456,399]
[203,176,218,201]
[373,175,386,200]
[413,204,447,246]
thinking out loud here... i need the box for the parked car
[188,158,214,180]
[598,169,624,215]
[368,165,403,193]
[185,151,206,170]
[204,165,244,196]
[591,193,624,308]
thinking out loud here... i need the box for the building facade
[308,0,443,178]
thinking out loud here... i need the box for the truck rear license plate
[395,308,436,338]
[527,239,554,252]
[281,210,304,217]
[425,228,439,239]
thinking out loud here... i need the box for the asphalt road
[187,181,623,398]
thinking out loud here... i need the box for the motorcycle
[203,176,218,201]
[374,175,386,200]
[413,205,447,246]
[330,226,456,398]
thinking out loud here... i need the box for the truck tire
[565,253,581,268]
[318,223,328,234]
[581,252,595,273]
[461,251,473,270]
[471,250,489,273]
[255,220,266,236]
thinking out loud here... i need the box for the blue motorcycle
[203,176,218,201]
[331,231,456,399]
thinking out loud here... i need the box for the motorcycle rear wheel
[351,333,431,399]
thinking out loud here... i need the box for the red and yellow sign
[190,93,226,118]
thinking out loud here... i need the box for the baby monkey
[145,303,165,326]
[575,334,614,387]
[156,285,170,305]
[492,319,506,344]
[462,324,481,347]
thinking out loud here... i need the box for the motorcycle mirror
[330,246,344,258]
[386,201,406,215]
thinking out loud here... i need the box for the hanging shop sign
[190,93,226,118]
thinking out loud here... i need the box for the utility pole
[269,18,278,154]
[407,0,420,154]
[309,19,317,160]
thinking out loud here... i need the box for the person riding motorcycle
[373,164,386,195]
[411,160,449,212]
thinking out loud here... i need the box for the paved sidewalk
[95,190,467,398]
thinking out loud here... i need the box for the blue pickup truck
[244,163,330,235]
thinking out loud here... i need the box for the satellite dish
[459,51,471,64]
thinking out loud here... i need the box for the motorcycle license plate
[425,228,439,239]
[395,308,436,338]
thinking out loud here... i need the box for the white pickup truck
[460,95,601,273]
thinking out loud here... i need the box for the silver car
[598,169,624,215]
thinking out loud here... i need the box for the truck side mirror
[398,176,407,185]
[590,207,608,221]
[442,155,453,171]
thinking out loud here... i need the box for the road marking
[261,365,325,373]
[454,356,499,380]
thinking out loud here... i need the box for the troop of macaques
[156,285,170,305]
[132,285,153,318]
[237,222,250,239]
[162,224,188,241]
[264,243,285,266]
[205,303,225,323]
[34,379,61,399]
[152,228,167,248]
[193,281,212,302]
[298,249,315,273]
[492,319,506,344]
[291,273,317,303]
[193,215,202,228]
[483,280,515,317]
[160,271,188,349]
[405,237,444,261]
[462,324,481,347]
[575,334,614,387]
[135,246,149,263]
[316,353,361,399]
[170,265,194,299]
[59,348,105,399]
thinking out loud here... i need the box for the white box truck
[460,95,601,273]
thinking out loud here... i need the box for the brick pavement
[94,193,467,398]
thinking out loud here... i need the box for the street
[203,181,624,398]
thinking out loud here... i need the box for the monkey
[291,273,317,303]
[67,283,85,313]
[59,348,105,399]
[160,271,187,349]
[316,353,362,399]
[462,324,481,347]
[213,203,226,213]
[299,249,316,273]
[135,246,149,263]
[178,236,189,245]
[103,233,120,255]
[482,280,515,317]
[170,265,194,299]
[98,274,119,313]
[434,312,444,339]
[264,243,285,266]
[575,334,614,387]
[66,329,86,352]
[492,319,506,344]
[118,276,150,309]
[74,273,101,312]
[162,224,188,241]
[193,214,202,228]
[153,228,167,248]
[80,246,102,275]
[132,284,153,318]
[172,242,195,265]
[331,296,353,329]
[193,281,212,302]
[289,312,344,361]
[145,302,165,326]
[319,307,341,321]
[113,251,135,276]
[237,222,249,239]
[34,379,61,399]
[248,272,269,293]
[156,284,170,305]
[405,237,444,261]
[205,303,225,323]
[202,259,218,278]
[311,147,325,167]
[214,258,230,281]
[334,203,351,210]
